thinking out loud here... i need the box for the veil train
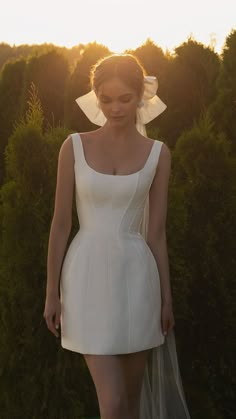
[139,196,191,418]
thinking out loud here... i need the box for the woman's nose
[110,101,121,113]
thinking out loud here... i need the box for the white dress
[60,132,191,418]
[60,132,164,354]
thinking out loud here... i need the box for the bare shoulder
[139,133,155,145]
[154,141,171,177]
[52,135,75,224]
[58,134,74,164]
[60,134,73,153]
[159,142,171,162]
[79,129,101,142]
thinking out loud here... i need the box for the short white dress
[60,133,191,419]
[60,132,164,354]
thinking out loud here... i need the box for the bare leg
[119,349,151,419]
[83,348,151,419]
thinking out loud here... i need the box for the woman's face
[96,77,142,128]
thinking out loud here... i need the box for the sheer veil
[139,197,191,418]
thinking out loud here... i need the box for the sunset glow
[0,0,235,53]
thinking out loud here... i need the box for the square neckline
[77,133,156,177]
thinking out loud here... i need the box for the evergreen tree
[0,84,96,418]
[170,114,236,418]
[23,50,70,129]
[163,39,220,147]
[210,29,236,152]
[0,59,26,184]
[65,42,111,131]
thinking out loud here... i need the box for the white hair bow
[75,75,167,136]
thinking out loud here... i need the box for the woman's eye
[100,99,111,104]
[99,96,132,104]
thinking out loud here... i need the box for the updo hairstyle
[90,54,146,98]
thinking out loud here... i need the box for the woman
[44,54,191,419]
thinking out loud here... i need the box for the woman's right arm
[43,135,75,337]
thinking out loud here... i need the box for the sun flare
[0,0,235,53]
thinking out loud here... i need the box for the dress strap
[152,140,163,171]
[71,133,81,165]
[71,132,87,171]
[143,139,163,182]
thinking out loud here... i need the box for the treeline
[0,32,235,418]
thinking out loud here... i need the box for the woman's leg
[119,349,151,418]
[83,348,151,419]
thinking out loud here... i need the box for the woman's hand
[161,301,175,336]
[43,293,61,338]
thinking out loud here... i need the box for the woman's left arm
[147,142,174,334]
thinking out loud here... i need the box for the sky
[0,0,235,54]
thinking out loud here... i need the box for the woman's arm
[147,142,174,334]
[46,136,75,296]
[47,137,74,295]
[44,135,74,336]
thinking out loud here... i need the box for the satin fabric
[60,134,165,354]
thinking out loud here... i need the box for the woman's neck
[99,122,141,144]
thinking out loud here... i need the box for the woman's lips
[110,115,125,120]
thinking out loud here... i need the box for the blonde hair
[90,54,146,97]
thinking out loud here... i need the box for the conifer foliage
[0,32,235,418]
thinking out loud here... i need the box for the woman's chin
[108,116,133,127]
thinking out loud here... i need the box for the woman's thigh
[119,349,151,400]
[83,349,151,406]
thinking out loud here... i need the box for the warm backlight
[0,0,235,53]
